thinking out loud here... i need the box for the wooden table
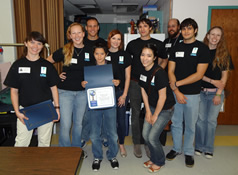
[0,147,83,175]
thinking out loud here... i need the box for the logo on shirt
[190,47,198,56]
[84,52,90,61]
[151,76,155,86]
[105,56,111,61]
[119,56,124,64]
[40,67,47,77]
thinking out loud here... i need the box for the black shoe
[205,152,213,159]
[92,159,102,171]
[195,149,202,156]
[185,155,194,168]
[109,158,119,169]
[166,150,181,160]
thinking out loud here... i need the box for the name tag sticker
[165,43,172,48]
[19,67,31,73]
[175,52,184,57]
[71,58,78,64]
[140,74,147,82]
[105,56,111,61]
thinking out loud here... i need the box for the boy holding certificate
[81,43,120,171]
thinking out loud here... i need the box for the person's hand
[145,111,152,124]
[81,81,88,88]
[175,91,188,104]
[53,108,60,122]
[169,81,177,91]
[213,95,221,105]
[59,72,67,82]
[211,80,225,89]
[118,95,126,107]
[112,79,120,87]
[151,114,158,125]
[16,112,29,125]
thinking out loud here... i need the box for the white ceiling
[64,0,160,16]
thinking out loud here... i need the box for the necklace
[74,48,83,57]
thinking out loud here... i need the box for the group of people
[3,16,233,173]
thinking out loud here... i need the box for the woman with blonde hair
[195,26,233,159]
[47,22,94,147]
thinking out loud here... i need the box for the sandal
[143,160,153,168]
[148,165,162,173]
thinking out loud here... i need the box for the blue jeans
[129,80,142,144]
[171,94,200,156]
[58,89,87,147]
[116,90,129,144]
[90,107,118,160]
[195,91,224,153]
[143,106,174,166]
[81,107,90,141]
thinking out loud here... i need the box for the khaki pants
[14,119,54,147]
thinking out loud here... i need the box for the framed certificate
[87,86,115,109]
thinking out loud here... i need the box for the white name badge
[71,58,78,64]
[19,67,31,73]
[176,52,184,57]
[140,74,147,82]
[85,53,89,59]
[41,67,47,74]
[105,56,111,61]
[165,43,172,48]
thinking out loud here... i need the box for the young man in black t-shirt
[166,18,210,167]
[126,18,167,158]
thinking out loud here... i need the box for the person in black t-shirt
[195,26,234,159]
[4,31,60,147]
[126,18,168,158]
[139,43,175,173]
[166,18,210,167]
[106,29,132,158]
[47,22,94,147]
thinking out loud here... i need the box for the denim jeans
[116,90,129,144]
[129,80,142,144]
[90,107,118,160]
[143,106,174,166]
[195,91,224,153]
[171,94,200,156]
[81,107,90,142]
[58,89,87,147]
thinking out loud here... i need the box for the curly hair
[203,26,230,70]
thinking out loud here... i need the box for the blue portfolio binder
[20,100,58,131]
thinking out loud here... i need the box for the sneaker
[102,139,108,147]
[195,149,202,156]
[185,155,194,168]
[92,159,102,171]
[166,150,181,160]
[109,158,119,169]
[133,144,142,158]
[205,152,213,159]
[81,140,86,148]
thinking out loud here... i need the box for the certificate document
[84,64,116,109]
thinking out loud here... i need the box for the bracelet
[215,94,221,97]
[54,106,60,109]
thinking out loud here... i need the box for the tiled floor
[51,125,238,175]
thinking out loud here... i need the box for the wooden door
[210,8,238,124]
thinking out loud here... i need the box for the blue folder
[20,100,58,131]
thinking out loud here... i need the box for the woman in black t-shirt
[139,44,175,172]
[47,23,94,147]
[195,26,233,159]
[4,31,60,147]
[106,29,132,157]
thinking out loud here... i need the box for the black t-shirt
[4,57,60,107]
[202,49,234,88]
[164,34,183,58]
[106,50,132,91]
[139,64,175,109]
[126,38,167,81]
[84,37,107,49]
[169,40,210,94]
[52,45,95,91]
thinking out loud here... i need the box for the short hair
[137,18,152,28]
[181,18,198,36]
[86,17,99,26]
[92,42,108,54]
[107,29,123,50]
